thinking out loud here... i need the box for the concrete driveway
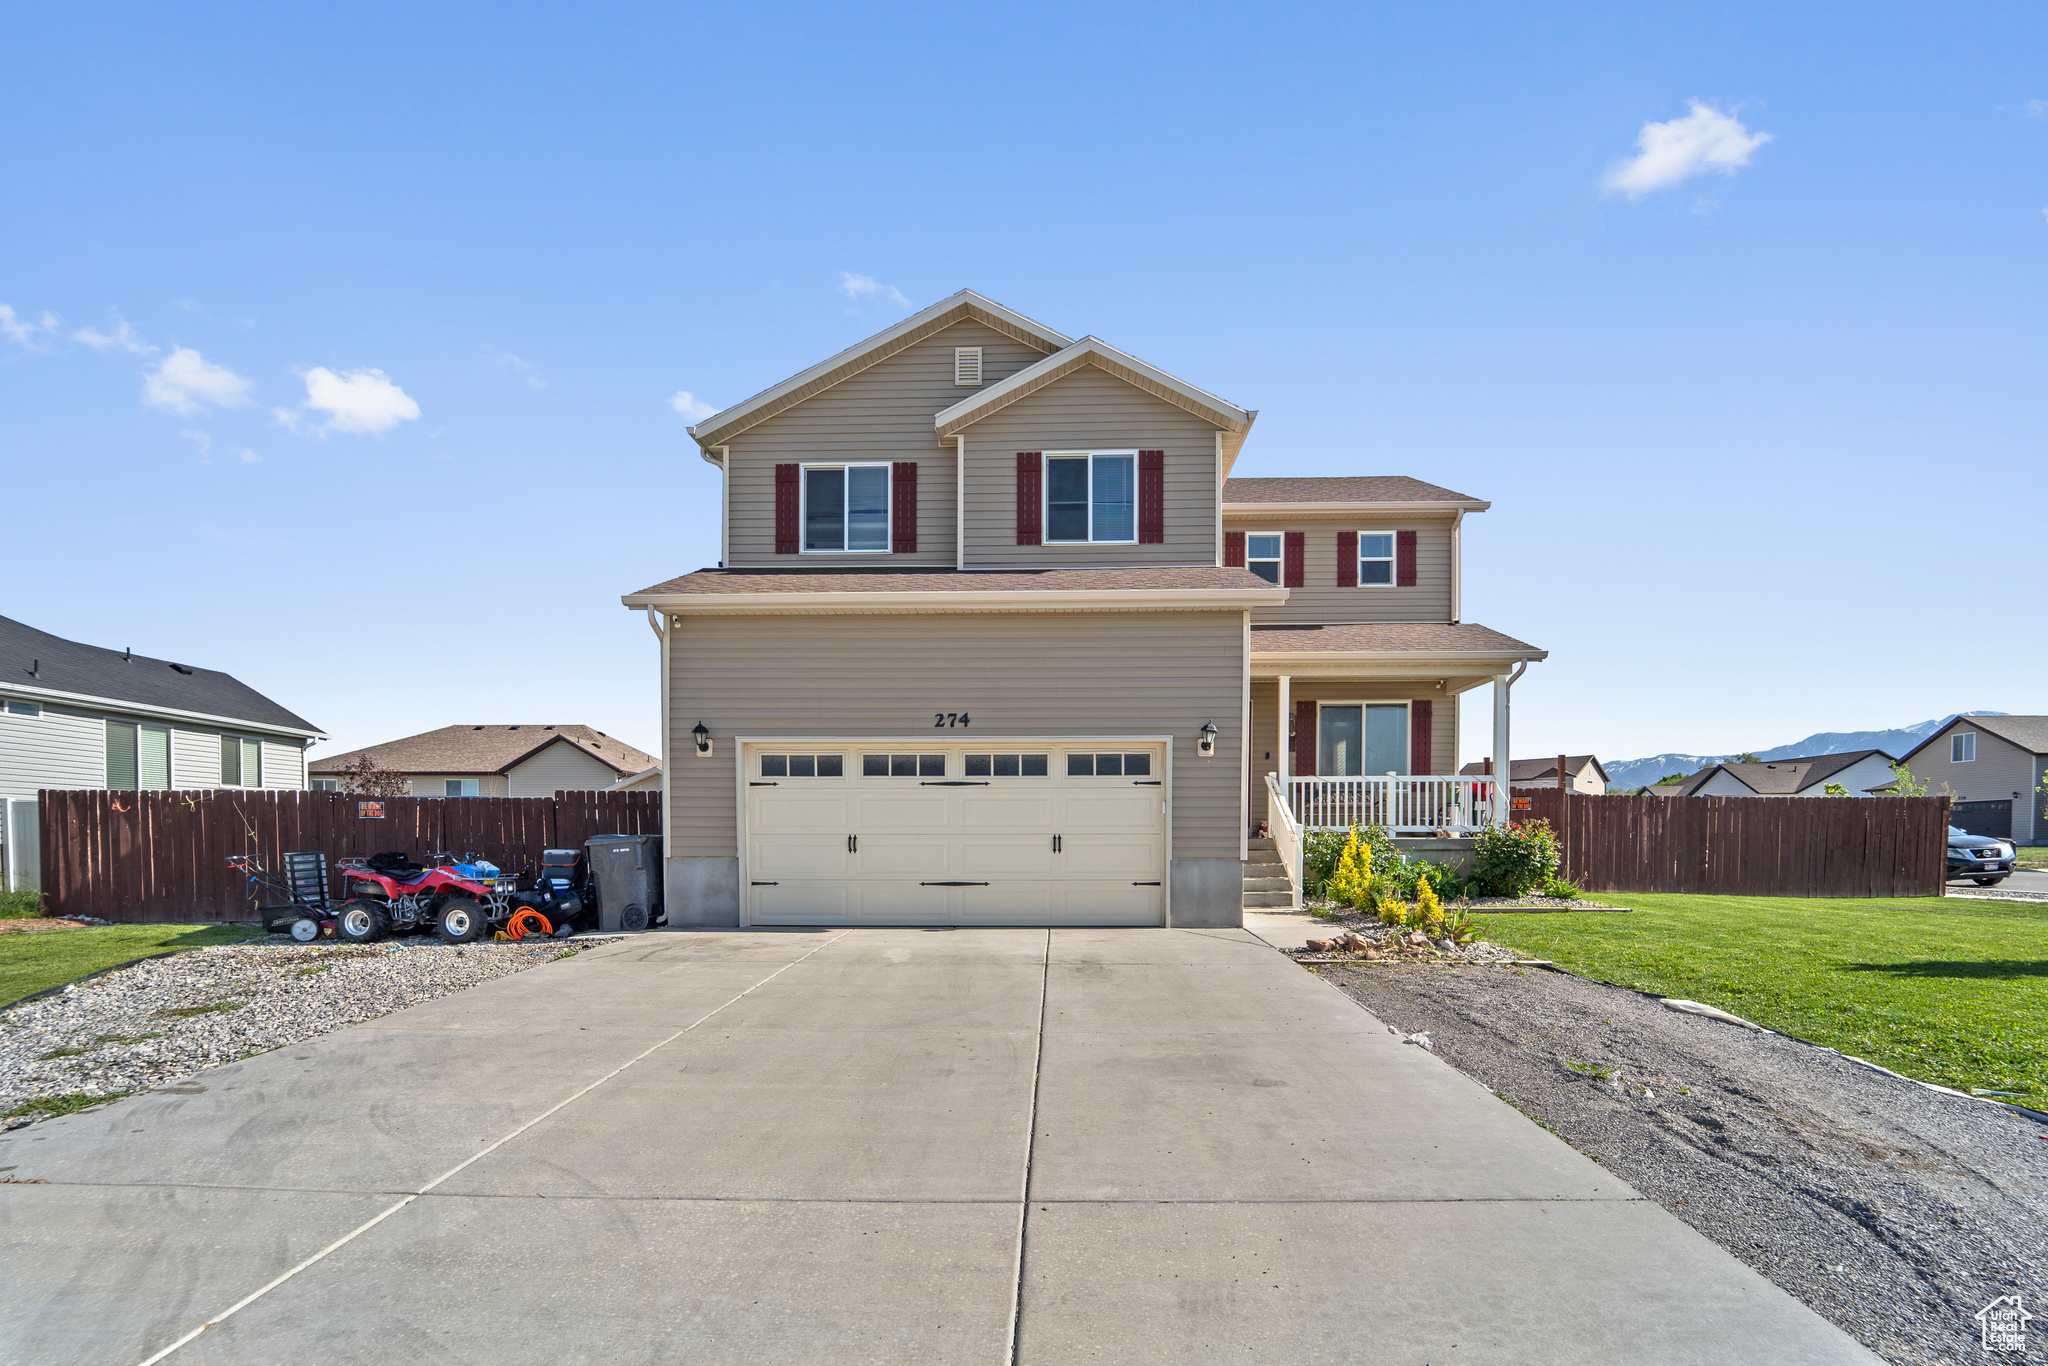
[0,928,1878,1365]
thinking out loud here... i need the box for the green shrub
[1543,876,1582,900]
[0,889,44,920]
[1326,829,1375,908]
[1473,820,1560,897]
[1302,824,1396,900]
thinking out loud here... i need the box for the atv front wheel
[336,898,389,944]
[436,897,486,943]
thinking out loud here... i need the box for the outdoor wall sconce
[692,722,712,757]
[1198,721,1218,757]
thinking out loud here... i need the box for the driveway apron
[0,928,1879,1365]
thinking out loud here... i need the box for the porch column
[1276,675,1291,783]
[1492,673,1511,825]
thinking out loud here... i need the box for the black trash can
[586,834,663,932]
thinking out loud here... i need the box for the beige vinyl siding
[960,367,1220,568]
[667,610,1246,861]
[1247,678,1457,818]
[1909,721,2039,842]
[506,741,619,796]
[0,703,106,797]
[1229,513,1455,624]
[724,320,1051,568]
[407,773,512,798]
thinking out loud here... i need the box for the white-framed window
[1045,450,1137,544]
[1245,532,1284,585]
[3,699,40,717]
[1066,752,1153,777]
[759,754,846,778]
[863,753,945,777]
[1952,732,1976,763]
[802,463,892,553]
[220,735,262,787]
[965,753,1048,777]
[1356,531,1396,586]
[1316,702,1410,776]
[954,346,983,386]
[311,778,339,792]
[445,779,480,797]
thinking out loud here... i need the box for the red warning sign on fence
[358,801,385,819]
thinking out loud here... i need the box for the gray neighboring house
[1458,754,1608,795]
[622,290,1548,930]
[1653,749,1899,800]
[0,614,325,891]
[1891,715,2048,843]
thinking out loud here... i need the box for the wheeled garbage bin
[585,834,663,932]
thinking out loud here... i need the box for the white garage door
[744,741,1167,926]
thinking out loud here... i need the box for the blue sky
[4,3,2043,767]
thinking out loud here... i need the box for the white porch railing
[1264,772,1303,909]
[1287,775,1497,834]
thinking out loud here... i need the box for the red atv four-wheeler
[333,851,536,944]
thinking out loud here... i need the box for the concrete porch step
[1242,891,1297,908]
[1242,877,1293,893]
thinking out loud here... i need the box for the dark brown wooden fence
[38,789,662,924]
[1510,790,1950,898]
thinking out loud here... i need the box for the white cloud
[839,272,911,309]
[292,366,420,435]
[180,429,213,456]
[491,351,546,390]
[74,318,156,355]
[143,347,254,415]
[668,390,717,420]
[0,304,58,347]
[2026,99,2047,119]
[1605,101,1771,199]
[238,448,262,464]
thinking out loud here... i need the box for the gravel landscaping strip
[1315,961,2048,1366]
[0,934,621,1122]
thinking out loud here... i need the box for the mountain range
[1601,713,2009,792]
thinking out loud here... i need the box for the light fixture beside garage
[1198,721,1218,757]
[692,722,712,757]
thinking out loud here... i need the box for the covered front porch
[1245,622,1547,903]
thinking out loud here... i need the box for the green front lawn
[1473,893,2048,1102]
[0,924,266,1009]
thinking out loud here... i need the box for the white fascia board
[1249,649,1547,678]
[690,291,1071,451]
[0,681,326,740]
[622,588,1289,615]
[1222,500,1492,516]
[935,336,1251,438]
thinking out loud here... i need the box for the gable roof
[1223,476,1489,512]
[687,290,1070,453]
[309,725,656,778]
[1649,750,1896,797]
[0,613,322,737]
[1458,755,1607,782]
[932,335,1256,461]
[1898,713,2048,763]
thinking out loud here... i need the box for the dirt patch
[1317,962,2048,1366]
[0,919,95,935]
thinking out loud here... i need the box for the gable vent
[954,346,983,386]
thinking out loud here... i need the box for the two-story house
[622,291,1546,929]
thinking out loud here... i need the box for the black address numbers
[933,712,971,728]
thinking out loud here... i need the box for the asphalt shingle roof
[0,614,319,734]
[309,725,655,778]
[1222,476,1484,505]
[626,567,1280,597]
[1248,622,1541,654]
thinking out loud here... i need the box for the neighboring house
[609,766,662,793]
[622,290,1547,930]
[308,725,657,798]
[1890,715,2048,843]
[0,614,324,890]
[1657,750,1899,800]
[1458,755,1608,794]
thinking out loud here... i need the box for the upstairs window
[1357,531,1395,585]
[1245,533,1283,584]
[1045,451,1136,543]
[1952,732,1976,763]
[803,463,891,552]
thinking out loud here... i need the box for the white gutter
[1221,500,1490,516]
[623,587,1291,616]
[0,681,325,741]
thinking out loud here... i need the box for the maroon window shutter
[1283,531,1305,588]
[1015,453,1041,545]
[1409,699,1433,776]
[1336,531,1358,587]
[774,463,800,554]
[1137,450,1165,543]
[1223,530,1245,567]
[1397,530,1418,587]
[891,461,918,554]
[1293,700,1318,777]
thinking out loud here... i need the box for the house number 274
[934,712,971,728]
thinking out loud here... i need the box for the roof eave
[934,336,1252,439]
[1248,647,1547,678]
[0,679,324,740]
[1222,500,1491,516]
[623,587,1288,615]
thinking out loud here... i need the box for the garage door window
[965,753,1049,777]
[760,754,846,778]
[862,753,945,778]
[1067,752,1152,777]
[1952,733,1976,763]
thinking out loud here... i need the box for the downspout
[719,445,732,568]
[1490,659,1529,826]
[1214,431,1225,565]
[1450,508,1463,623]
[955,436,966,572]
[646,608,672,897]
